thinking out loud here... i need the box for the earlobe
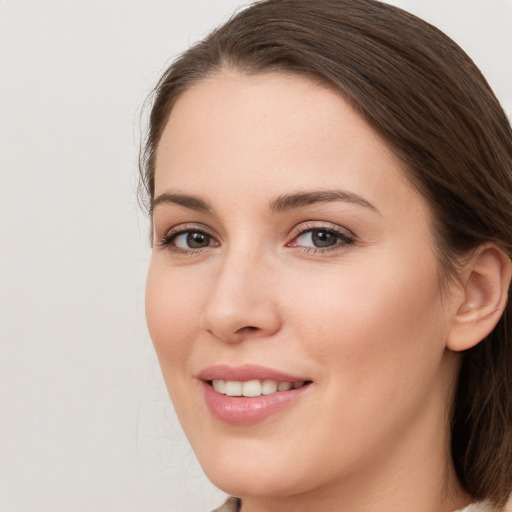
[447,243,512,352]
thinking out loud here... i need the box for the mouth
[207,378,311,397]
[197,365,313,425]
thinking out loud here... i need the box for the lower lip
[201,381,311,425]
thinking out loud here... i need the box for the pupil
[312,230,337,247]
[187,232,209,248]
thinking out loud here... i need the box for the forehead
[158,70,384,156]
[154,70,424,220]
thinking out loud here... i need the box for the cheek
[145,261,201,375]
[285,254,447,385]
[280,256,450,460]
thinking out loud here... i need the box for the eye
[159,225,220,253]
[295,230,341,248]
[172,231,215,249]
[287,224,355,252]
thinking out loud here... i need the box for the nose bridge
[200,243,280,342]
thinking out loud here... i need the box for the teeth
[212,379,226,393]
[225,381,242,396]
[211,379,306,397]
[242,380,261,397]
[261,379,278,395]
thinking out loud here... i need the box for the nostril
[239,326,259,333]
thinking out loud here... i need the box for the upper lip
[197,364,311,383]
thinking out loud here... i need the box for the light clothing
[211,497,241,512]
[457,502,497,512]
[212,497,499,512]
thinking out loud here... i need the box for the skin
[146,71,474,512]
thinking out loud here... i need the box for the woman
[140,1,512,510]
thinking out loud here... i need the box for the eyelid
[286,221,356,252]
[288,221,355,241]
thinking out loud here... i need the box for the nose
[200,251,282,343]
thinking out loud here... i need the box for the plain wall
[1,1,510,511]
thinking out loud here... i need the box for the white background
[1,1,511,511]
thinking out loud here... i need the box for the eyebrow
[151,192,212,213]
[269,190,380,214]
[151,189,380,216]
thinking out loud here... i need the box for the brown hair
[140,0,512,505]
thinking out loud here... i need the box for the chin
[193,433,339,502]
[205,463,307,500]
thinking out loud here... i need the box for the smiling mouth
[207,379,312,397]
[200,368,313,424]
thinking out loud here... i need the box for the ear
[447,243,511,352]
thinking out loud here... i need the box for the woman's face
[146,72,461,501]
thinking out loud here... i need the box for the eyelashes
[157,221,355,256]
[286,222,355,252]
[158,223,219,255]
